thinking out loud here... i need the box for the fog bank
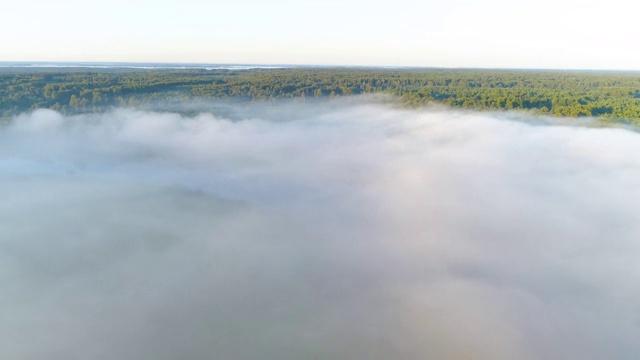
[2,101,640,359]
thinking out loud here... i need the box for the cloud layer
[2,101,640,359]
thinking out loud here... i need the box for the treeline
[2,68,640,122]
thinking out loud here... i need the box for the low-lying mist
[2,99,640,359]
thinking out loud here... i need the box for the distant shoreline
[0,62,291,71]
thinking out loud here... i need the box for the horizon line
[1,60,639,73]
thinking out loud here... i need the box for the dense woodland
[2,68,640,122]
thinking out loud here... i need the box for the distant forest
[2,68,640,122]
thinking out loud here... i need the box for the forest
[2,67,640,123]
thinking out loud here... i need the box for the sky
[2,0,639,69]
[3,100,640,358]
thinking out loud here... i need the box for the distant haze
[2,99,640,359]
[2,0,640,70]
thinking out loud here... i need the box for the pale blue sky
[2,0,639,69]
